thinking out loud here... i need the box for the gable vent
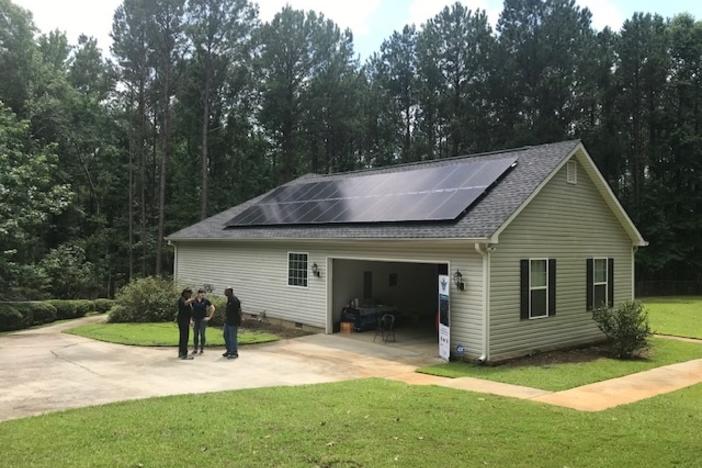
[566,160,578,184]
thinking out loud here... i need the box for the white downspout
[474,243,492,363]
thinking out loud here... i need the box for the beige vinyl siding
[489,156,634,360]
[174,240,484,356]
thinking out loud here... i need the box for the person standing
[191,288,215,355]
[177,288,195,360]
[223,288,241,359]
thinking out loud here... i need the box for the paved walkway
[0,316,439,422]
[532,358,702,411]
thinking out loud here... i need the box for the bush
[7,302,57,326]
[207,295,227,327]
[593,301,651,359]
[106,305,130,322]
[39,243,99,299]
[48,300,78,319]
[108,277,179,323]
[93,299,115,313]
[73,299,95,316]
[0,304,24,331]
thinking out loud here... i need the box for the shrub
[593,301,651,359]
[207,295,227,327]
[48,300,79,319]
[93,299,115,313]
[0,304,24,331]
[73,299,95,316]
[8,302,57,326]
[106,305,130,322]
[108,277,179,323]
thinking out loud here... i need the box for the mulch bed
[240,317,312,339]
[491,342,650,368]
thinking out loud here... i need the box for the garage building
[167,140,646,362]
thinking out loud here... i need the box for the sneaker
[180,355,194,360]
[222,352,230,357]
[191,349,197,355]
[199,349,204,354]
[227,354,238,360]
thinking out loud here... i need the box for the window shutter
[520,260,529,320]
[586,258,594,311]
[608,258,614,308]
[548,259,556,316]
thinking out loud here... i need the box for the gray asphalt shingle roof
[167,140,581,241]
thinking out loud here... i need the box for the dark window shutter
[608,258,614,308]
[586,258,594,311]
[520,260,529,320]
[548,259,556,316]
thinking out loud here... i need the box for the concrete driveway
[0,317,439,422]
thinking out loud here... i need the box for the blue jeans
[193,319,207,349]
[223,324,238,356]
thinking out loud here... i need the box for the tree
[0,104,73,293]
[146,0,186,275]
[186,0,257,219]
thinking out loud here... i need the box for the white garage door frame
[325,254,451,334]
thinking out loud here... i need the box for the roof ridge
[307,140,580,178]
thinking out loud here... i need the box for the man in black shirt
[177,288,195,360]
[223,288,241,359]
[191,288,215,355]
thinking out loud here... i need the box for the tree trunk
[128,113,134,281]
[138,82,147,277]
[200,61,210,220]
[156,63,171,276]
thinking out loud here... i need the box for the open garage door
[330,258,448,355]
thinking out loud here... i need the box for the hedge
[0,302,57,331]
[0,298,108,332]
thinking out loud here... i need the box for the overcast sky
[13,0,702,59]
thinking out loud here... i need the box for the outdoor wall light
[453,270,465,291]
[311,262,321,278]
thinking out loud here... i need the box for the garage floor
[336,328,439,359]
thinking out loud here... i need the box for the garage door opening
[330,259,448,351]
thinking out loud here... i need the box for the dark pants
[177,319,190,357]
[223,324,238,356]
[193,319,207,349]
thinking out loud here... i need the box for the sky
[13,0,702,60]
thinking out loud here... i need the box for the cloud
[407,0,501,28]
[577,0,625,30]
[257,0,382,36]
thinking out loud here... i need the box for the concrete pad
[0,317,439,422]
[533,358,702,411]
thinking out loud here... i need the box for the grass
[64,322,279,347]
[643,296,702,339]
[417,337,702,391]
[0,379,700,467]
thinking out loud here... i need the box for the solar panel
[224,156,517,227]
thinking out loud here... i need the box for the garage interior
[331,259,448,351]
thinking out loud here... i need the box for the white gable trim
[489,142,647,247]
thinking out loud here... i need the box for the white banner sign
[438,274,450,361]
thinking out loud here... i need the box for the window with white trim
[529,259,549,318]
[566,160,577,184]
[287,252,308,287]
[593,258,608,308]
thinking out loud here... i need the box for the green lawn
[417,337,702,391]
[0,379,700,467]
[643,296,702,339]
[64,322,279,347]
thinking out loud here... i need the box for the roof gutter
[166,236,492,243]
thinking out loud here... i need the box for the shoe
[191,349,197,355]
[179,355,194,360]
[227,354,238,360]
[222,352,230,357]
[199,349,204,354]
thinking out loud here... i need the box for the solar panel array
[224,156,518,227]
